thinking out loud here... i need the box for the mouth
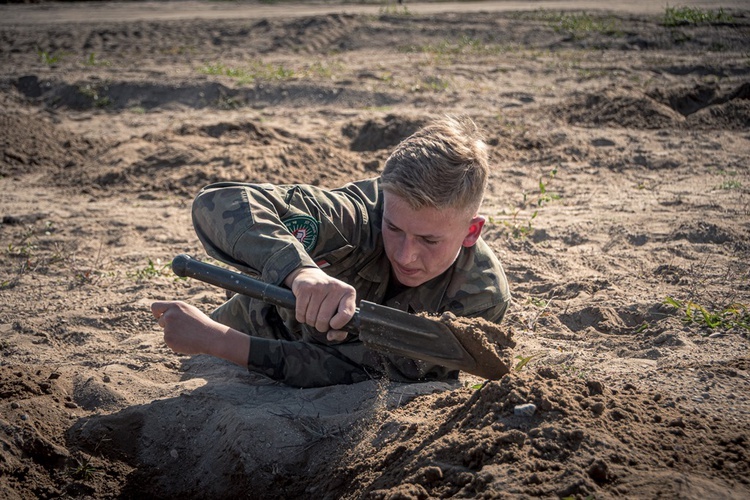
[394,264,420,277]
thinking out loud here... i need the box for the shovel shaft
[171,254,360,334]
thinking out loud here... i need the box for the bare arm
[151,301,250,367]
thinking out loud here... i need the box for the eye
[422,238,439,246]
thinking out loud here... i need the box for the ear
[462,216,485,247]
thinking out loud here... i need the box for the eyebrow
[383,214,441,240]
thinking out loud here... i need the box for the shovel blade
[357,301,477,373]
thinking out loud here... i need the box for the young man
[152,116,511,387]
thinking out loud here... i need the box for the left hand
[284,267,356,342]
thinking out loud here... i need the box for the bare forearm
[152,300,251,368]
[208,326,251,368]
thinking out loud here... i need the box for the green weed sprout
[514,354,538,372]
[128,258,172,280]
[84,53,111,67]
[379,3,410,16]
[489,167,561,238]
[718,180,742,190]
[663,6,734,26]
[664,296,749,332]
[78,83,112,108]
[38,49,61,65]
[547,12,622,39]
[68,456,100,481]
[199,61,294,84]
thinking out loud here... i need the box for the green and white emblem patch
[284,215,319,252]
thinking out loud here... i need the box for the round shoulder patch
[283,215,319,252]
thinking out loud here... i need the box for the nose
[394,236,418,265]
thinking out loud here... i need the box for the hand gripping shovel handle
[171,254,360,334]
[171,254,480,374]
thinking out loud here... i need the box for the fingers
[314,294,344,333]
[329,295,356,331]
[151,301,183,327]
[327,330,348,342]
[297,292,347,333]
[151,301,171,319]
[290,268,357,334]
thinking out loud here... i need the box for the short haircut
[380,115,489,216]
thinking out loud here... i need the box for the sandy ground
[1,1,749,498]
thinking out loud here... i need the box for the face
[382,191,484,287]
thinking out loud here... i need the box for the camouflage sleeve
[443,239,512,324]
[247,335,459,387]
[467,298,509,323]
[191,182,365,285]
[247,337,376,388]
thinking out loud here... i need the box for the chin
[396,272,428,288]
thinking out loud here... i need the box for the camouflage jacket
[192,178,511,387]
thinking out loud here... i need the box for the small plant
[126,258,187,282]
[634,322,650,334]
[303,60,341,80]
[38,49,61,65]
[514,354,540,372]
[7,240,36,259]
[128,258,171,280]
[379,2,410,16]
[404,35,504,58]
[489,167,561,238]
[68,241,108,287]
[84,52,111,67]
[199,61,295,84]
[6,223,40,262]
[78,83,112,108]
[663,6,734,26]
[1,275,20,290]
[664,296,750,332]
[68,455,100,481]
[411,76,450,93]
[718,180,742,190]
[546,12,622,39]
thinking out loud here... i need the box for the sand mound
[560,82,750,130]
[321,365,750,498]
[0,111,100,178]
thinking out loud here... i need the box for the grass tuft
[128,258,171,280]
[663,5,734,26]
[664,296,749,332]
[38,49,62,65]
[199,61,295,84]
[550,12,622,39]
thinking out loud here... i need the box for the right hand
[151,300,251,368]
[151,300,221,355]
[284,267,357,342]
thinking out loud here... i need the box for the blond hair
[380,116,489,215]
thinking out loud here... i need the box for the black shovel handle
[171,254,360,334]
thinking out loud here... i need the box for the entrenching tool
[170,254,488,376]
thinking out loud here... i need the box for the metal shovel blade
[357,301,477,372]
